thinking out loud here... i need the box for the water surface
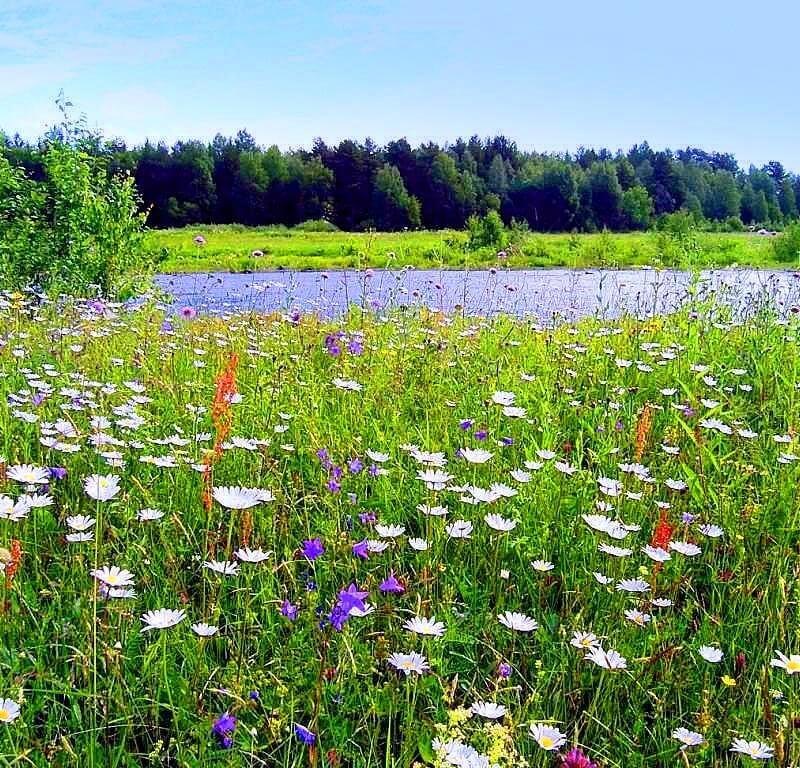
[153,268,800,321]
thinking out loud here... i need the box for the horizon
[2,0,799,171]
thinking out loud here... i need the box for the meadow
[0,288,798,767]
[143,226,779,274]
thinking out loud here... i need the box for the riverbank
[144,225,782,273]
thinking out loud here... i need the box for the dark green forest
[2,125,797,232]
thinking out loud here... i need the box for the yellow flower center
[0,709,9,721]
[787,658,800,673]
[539,736,554,749]
[106,574,119,585]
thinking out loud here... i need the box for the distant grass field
[144,225,784,274]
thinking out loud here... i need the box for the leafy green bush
[466,210,507,250]
[652,212,702,266]
[0,104,148,296]
[294,218,339,232]
[582,228,620,266]
[772,222,800,263]
[723,216,746,232]
[654,210,699,236]
[0,154,49,287]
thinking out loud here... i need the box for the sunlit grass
[0,293,798,766]
[143,225,778,274]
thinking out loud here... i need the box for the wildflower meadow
[0,291,799,767]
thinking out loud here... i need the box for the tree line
[2,125,798,232]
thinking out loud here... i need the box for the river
[152,267,800,321]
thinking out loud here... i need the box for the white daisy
[698,645,723,663]
[470,701,506,719]
[461,448,494,464]
[212,486,273,509]
[484,513,517,532]
[66,514,96,531]
[375,523,405,538]
[616,578,650,593]
[0,698,21,724]
[669,541,702,557]
[770,651,800,675]
[90,565,135,587]
[673,727,705,749]
[403,616,446,637]
[570,631,600,650]
[191,622,219,637]
[729,739,773,759]
[234,547,272,563]
[585,646,627,670]
[203,560,240,576]
[388,652,429,676]
[446,520,473,539]
[6,464,49,485]
[140,608,186,632]
[529,724,566,751]
[83,473,121,501]
[497,611,538,632]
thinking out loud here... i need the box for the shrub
[583,228,619,266]
[655,210,699,236]
[652,212,702,267]
[466,210,507,251]
[0,115,147,296]
[0,155,49,288]
[507,217,530,247]
[294,219,339,232]
[772,222,800,263]
[723,216,745,232]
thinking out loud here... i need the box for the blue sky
[2,0,798,169]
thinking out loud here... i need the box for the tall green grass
[0,295,798,765]
[144,225,779,273]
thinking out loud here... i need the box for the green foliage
[779,178,798,218]
[723,215,746,232]
[621,185,653,230]
[581,161,624,229]
[6,117,800,233]
[41,142,147,295]
[653,211,702,266]
[0,102,148,295]
[486,154,509,195]
[581,227,619,265]
[0,154,49,287]
[2,301,800,765]
[772,222,800,263]
[372,164,421,230]
[466,210,507,250]
[143,225,777,273]
[655,209,699,236]
[0,144,147,295]
[509,159,580,231]
[294,218,339,232]
[703,170,741,221]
